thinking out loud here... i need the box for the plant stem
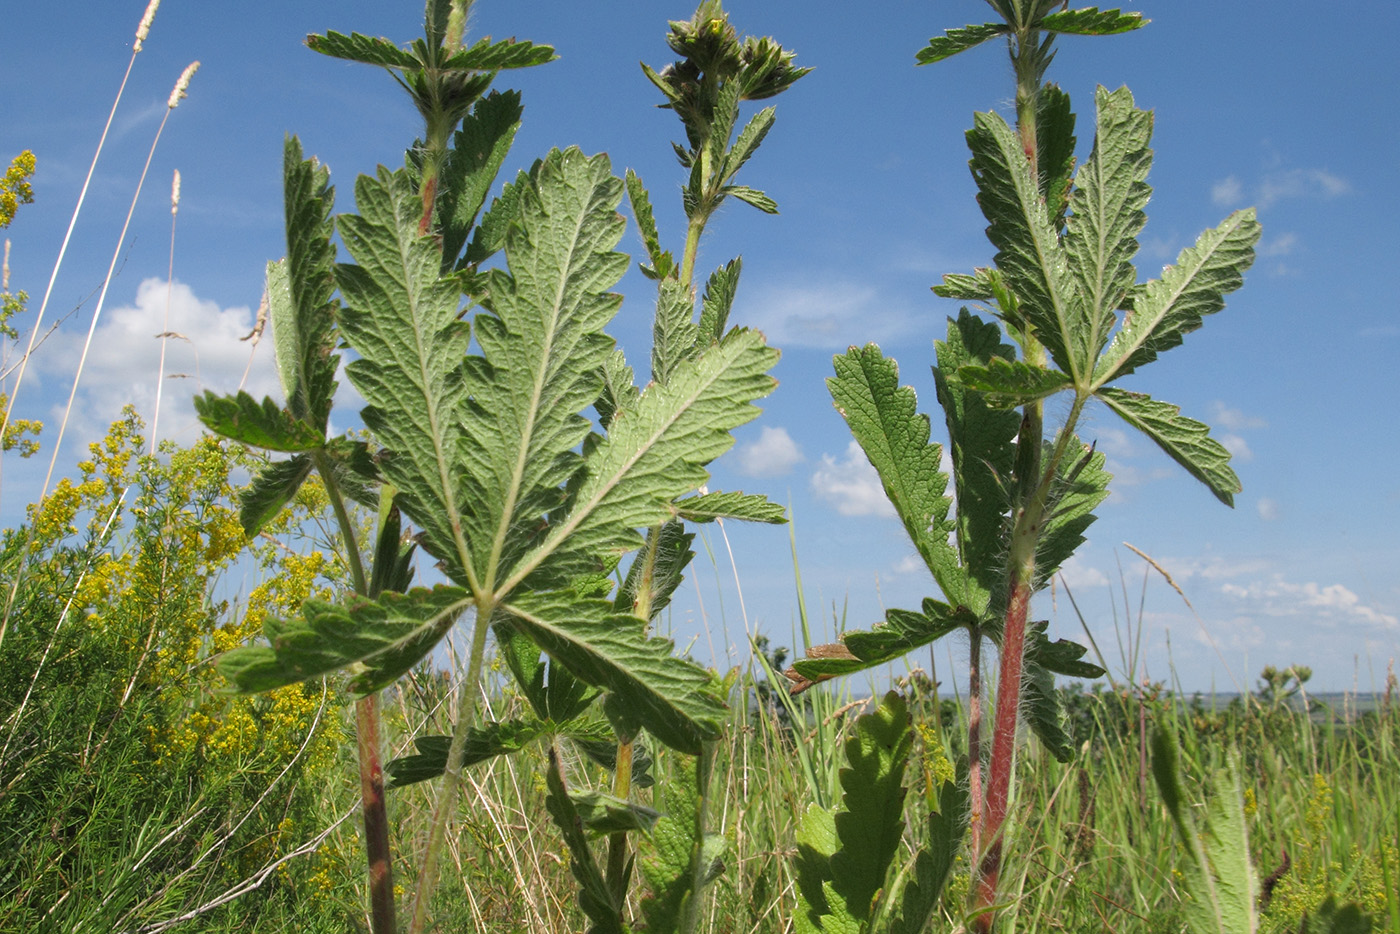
[357,693,396,934]
[407,601,495,934]
[967,626,985,860]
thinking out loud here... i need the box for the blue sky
[4,1,1398,692]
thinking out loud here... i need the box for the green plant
[790,2,1263,928]
[196,1,801,930]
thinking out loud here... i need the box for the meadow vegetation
[1,1,1396,932]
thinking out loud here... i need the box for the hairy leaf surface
[194,391,327,452]
[954,358,1073,407]
[438,90,523,270]
[1036,437,1111,586]
[1040,7,1147,36]
[697,258,741,347]
[237,455,313,537]
[1097,388,1239,505]
[545,748,627,934]
[386,719,551,786]
[499,591,725,755]
[828,345,962,605]
[672,491,786,524]
[1094,209,1260,385]
[916,23,1009,64]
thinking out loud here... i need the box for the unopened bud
[168,61,200,109]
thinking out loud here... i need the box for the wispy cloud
[811,440,896,517]
[1212,168,1351,210]
[1221,575,1397,629]
[1256,497,1280,521]
[736,278,918,349]
[732,425,804,477]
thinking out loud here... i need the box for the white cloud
[1257,168,1351,208]
[810,440,896,517]
[736,279,916,349]
[733,426,804,477]
[1210,402,1267,432]
[1258,232,1299,257]
[1219,432,1253,462]
[1256,497,1280,521]
[1220,575,1397,629]
[1058,553,1109,590]
[1211,176,1244,207]
[35,277,279,450]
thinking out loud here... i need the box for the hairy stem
[357,694,396,934]
[967,627,985,860]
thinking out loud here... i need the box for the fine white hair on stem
[133,0,160,53]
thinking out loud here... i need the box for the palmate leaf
[672,490,785,524]
[218,585,471,695]
[503,327,777,593]
[194,391,327,452]
[497,623,598,723]
[1093,209,1260,386]
[916,23,1009,65]
[272,136,340,429]
[934,311,1020,616]
[954,357,1073,407]
[1097,387,1239,505]
[238,454,313,537]
[464,148,629,592]
[828,345,963,605]
[830,692,912,925]
[967,110,1089,380]
[499,591,725,755]
[1040,7,1147,36]
[1064,86,1153,358]
[438,90,523,271]
[335,166,477,588]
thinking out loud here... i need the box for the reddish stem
[972,573,1032,932]
[357,693,397,934]
[966,630,984,860]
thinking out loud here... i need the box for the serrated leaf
[335,166,478,589]
[652,279,698,385]
[794,803,841,934]
[238,454,314,537]
[721,106,776,185]
[1036,437,1110,586]
[968,110,1088,380]
[545,748,627,934]
[505,328,776,592]
[322,436,380,509]
[464,168,524,267]
[955,357,1073,407]
[596,348,639,430]
[916,23,1009,64]
[639,753,719,933]
[932,270,995,301]
[890,771,969,934]
[672,490,785,524]
[1097,388,1239,505]
[1019,620,1104,761]
[697,258,741,347]
[499,592,724,755]
[934,311,1019,616]
[1036,84,1078,227]
[1040,7,1147,36]
[830,692,912,924]
[194,391,326,452]
[616,520,694,620]
[571,790,661,835]
[828,345,963,605]
[625,170,675,280]
[464,148,630,591]
[1093,209,1260,386]
[439,35,556,71]
[306,31,421,68]
[368,500,416,598]
[272,137,340,430]
[438,90,523,270]
[722,185,778,214]
[218,585,470,695]
[497,623,599,723]
[386,718,551,786]
[1064,86,1152,361]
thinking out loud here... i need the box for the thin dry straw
[0,60,197,649]
[149,169,180,453]
[0,0,161,496]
